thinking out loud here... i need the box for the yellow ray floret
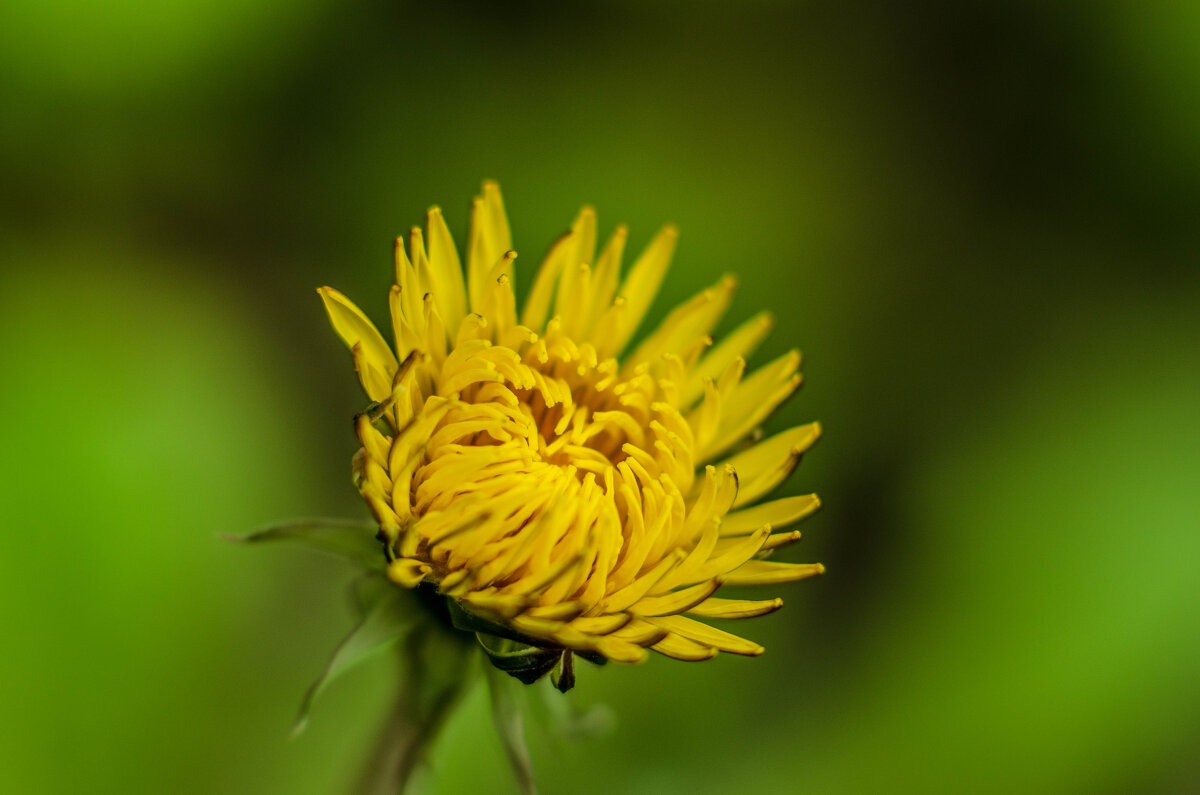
[320,182,823,668]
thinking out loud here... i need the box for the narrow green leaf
[292,588,418,736]
[485,660,539,795]
[226,517,385,569]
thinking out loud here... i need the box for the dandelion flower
[319,182,822,681]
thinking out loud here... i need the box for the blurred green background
[3,1,1198,792]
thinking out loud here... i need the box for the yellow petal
[593,636,649,664]
[688,527,771,584]
[723,560,825,586]
[318,287,398,389]
[425,206,468,331]
[716,423,821,508]
[482,180,512,253]
[386,558,431,588]
[462,591,531,620]
[624,275,736,374]
[681,311,774,406]
[523,600,585,621]
[645,614,764,656]
[350,343,393,403]
[700,349,802,461]
[520,231,572,332]
[609,618,669,646]
[686,597,783,619]
[468,186,515,316]
[481,252,518,335]
[759,530,803,550]
[552,206,596,329]
[600,549,685,613]
[557,263,592,340]
[631,578,723,617]
[609,225,678,355]
[651,633,717,661]
[720,494,821,536]
[581,224,627,336]
[572,614,633,635]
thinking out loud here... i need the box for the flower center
[431,320,681,489]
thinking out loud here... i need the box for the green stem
[355,624,474,795]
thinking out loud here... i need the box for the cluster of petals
[320,182,822,665]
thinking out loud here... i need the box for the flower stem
[355,622,474,794]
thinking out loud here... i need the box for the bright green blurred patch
[0,245,377,793]
[727,299,1200,794]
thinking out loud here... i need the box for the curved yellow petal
[646,615,764,656]
[716,423,821,508]
[699,349,802,462]
[631,578,722,617]
[720,494,821,536]
[468,183,514,316]
[624,275,737,374]
[651,632,718,661]
[608,224,678,355]
[686,597,783,619]
[681,310,774,406]
[723,560,825,586]
[318,286,398,391]
[581,224,627,337]
[425,206,468,331]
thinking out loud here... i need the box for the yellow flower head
[319,182,822,674]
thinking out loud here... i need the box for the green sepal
[550,650,576,693]
[476,634,563,686]
[447,598,564,686]
[292,586,419,736]
[445,597,549,648]
[227,518,385,570]
[442,598,605,689]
